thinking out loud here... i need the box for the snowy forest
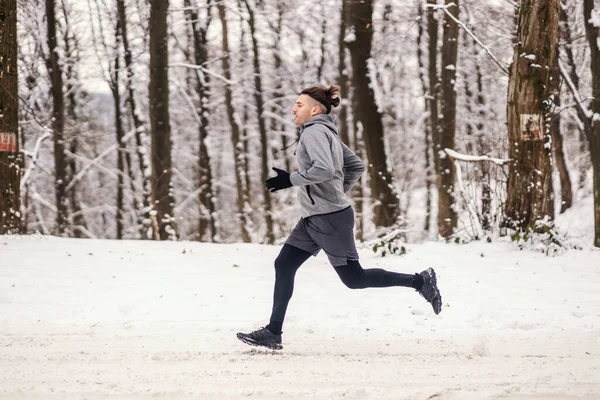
[1,0,599,248]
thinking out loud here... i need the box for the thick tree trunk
[347,0,399,227]
[438,0,459,238]
[583,0,600,248]
[46,0,68,235]
[549,47,572,213]
[218,3,251,243]
[244,0,274,244]
[0,0,20,234]
[117,0,154,239]
[186,0,216,242]
[505,0,559,232]
[149,0,176,240]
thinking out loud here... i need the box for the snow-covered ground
[1,235,599,399]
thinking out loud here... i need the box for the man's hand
[265,167,292,192]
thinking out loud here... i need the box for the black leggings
[268,244,417,333]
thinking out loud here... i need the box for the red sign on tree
[0,132,17,152]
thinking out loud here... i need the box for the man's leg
[333,260,422,289]
[334,261,442,314]
[267,244,312,334]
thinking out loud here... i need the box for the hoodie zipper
[306,186,316,205]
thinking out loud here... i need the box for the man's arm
[342,142,365,193]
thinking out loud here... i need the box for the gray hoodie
[289,114,365,218]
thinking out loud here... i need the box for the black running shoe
[237,327,283,350]
[418,267,442,315]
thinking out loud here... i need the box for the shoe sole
[428,268,442,315]
[236,333,283,350]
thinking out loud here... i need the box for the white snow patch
[0,237,599,399]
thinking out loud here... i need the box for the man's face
[292,94,320,127]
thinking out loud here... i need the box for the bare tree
[243,0,274,244]
[560,0,590,192]
[505,0,559,232]
[185,0,216,242]
[218,2,251,243]
[583,0,600,247]
[418,3,432,234]
[59,1,88,237]
[549,46,572,213]
[0,0,20,234]
[46,0,68,235]
[438,0,459,238]
[346,0,399,227]
[149,0,176,239]
[117,0,154,239]
[426,0,441,234]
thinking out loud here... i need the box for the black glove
[266,167,292,192]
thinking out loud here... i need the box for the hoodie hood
[299,114,338,136]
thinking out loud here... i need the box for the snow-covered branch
[64,128,139,192]
[558,59,593,120]
[169,62,237,85]
[423,3,509,75]
[20,131,52,191]
[444,148,510,166]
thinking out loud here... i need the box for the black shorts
[285,206,359,267]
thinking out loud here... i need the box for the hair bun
[328,85,341,108]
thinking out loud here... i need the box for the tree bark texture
[46,0,68,235]
[505,0,559,232]
[149,0,176,240]
[218,3,251,243]
[347,0,399,227]
[0,0,20,234]
[117,0,154,238]
[186,0,216,242]
[438,0,459,238]
[583,0,600,248]
[244,0,274,244]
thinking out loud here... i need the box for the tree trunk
[560,1,591,192]
[583,0,600,248]
[417,4,432,234]
[218,3,251,243]
[117,0,154,239]
[46,0,68,235]
[186,0,216,242]
[316,11,327,83]
[61,3,88,238]
[0,0,20,234]
[549,46,572,213]
[505,0,559,232]
[346,0,399,227]
[438,0,459,238]
[244,0,274,244]
[337,0,350,147]
[427,0,441,180]
[149,0,176,240]
[112,23,125,240]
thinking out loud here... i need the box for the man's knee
[335,262,365,289]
